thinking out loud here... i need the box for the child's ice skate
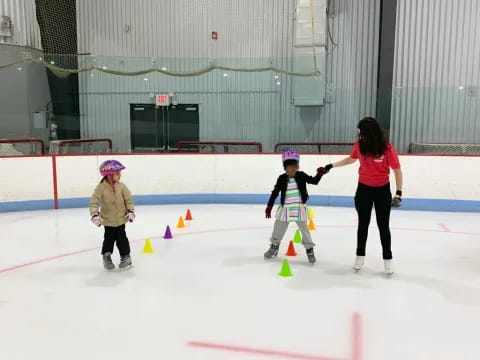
[264,244,279,259]
[306,248,316,264]
[353,256,365,272]
[119,254,132,270]
[103,253,115,270]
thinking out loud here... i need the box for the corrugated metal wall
[391,0,480,152]
[77,0,380,152]
[0,0,42,48]
[323,0,380,143]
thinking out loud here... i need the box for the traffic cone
[163,225,173,239]
[308,219,316,231]
[285,240,297,256]
[185,209,193,221]
[143,238,154,253]
[293,229,302,244]
[308,207,315,219]
[278,259,293,277]
[177,216,186,228]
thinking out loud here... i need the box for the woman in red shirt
[326,117,403,276]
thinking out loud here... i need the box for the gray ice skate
[264,244,279,259]
[119,254,132,270]
[103,253,115,270]
[306,248,316,264]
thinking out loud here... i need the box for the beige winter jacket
[89,181,135,227]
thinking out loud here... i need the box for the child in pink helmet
[264,150,327,264]
[89,160,135,270]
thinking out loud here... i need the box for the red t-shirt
[350,141,401,187]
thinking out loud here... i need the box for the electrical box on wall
[292,47,326,106]
[292,0,327,106]
[31,111,49,144]
[0,15,13,38]
[294,0,327,47]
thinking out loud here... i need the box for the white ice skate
[353,256,365,272]
[384,260,393,277]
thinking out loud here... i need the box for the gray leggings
[269,220,315,249]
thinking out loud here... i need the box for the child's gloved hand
[91,213,102,227]
[265,206,273,218]
[317,167,325,175]
[125,210,136,223]
[324,164,333,174]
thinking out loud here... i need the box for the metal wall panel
[77,0,380,152]
[319,0,380,143]
[391,0,480,152]
[0,0,42,48]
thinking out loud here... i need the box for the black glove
[392,190,402,208]
[265,206,273,218]
[324,164,333,174]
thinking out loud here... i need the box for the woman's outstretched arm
[331,156,357,168]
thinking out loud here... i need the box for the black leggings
[102,224,131,257]
[354,182,392,260]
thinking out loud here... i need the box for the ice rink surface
[1,204,480,360]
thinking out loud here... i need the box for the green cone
[278,259,293,277]
[293,229,302,244]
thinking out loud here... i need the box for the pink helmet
[282,150,300,163]
[99,160,125,177]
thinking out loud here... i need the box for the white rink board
[1,154,480,203]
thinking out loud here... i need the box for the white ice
[1,204,480,360]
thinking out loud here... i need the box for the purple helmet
[99,160,125,177]
[282,150,300,163]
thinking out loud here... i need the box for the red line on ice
[439,223,451,232]
[0,246,100,274]
[187,313,361,360]
[351,313,362,360]
[1,222,479,275]
[187,341,345,360]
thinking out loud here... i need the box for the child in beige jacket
[90,160,135,270]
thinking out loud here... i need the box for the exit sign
[155,94,170,106]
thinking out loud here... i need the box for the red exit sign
[156,94,170,106]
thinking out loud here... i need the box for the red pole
[51,155,59,209]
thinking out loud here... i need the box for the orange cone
[177,216,186,228]
[308,219,316,231]
[185,209,193,221]
[285,240,297,256]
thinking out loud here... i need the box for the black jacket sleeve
[267,175,283,207]
[301,171,323,185]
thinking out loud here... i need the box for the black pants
[354,182,392,260]
[102,224,131,256]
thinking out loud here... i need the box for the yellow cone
[143,238,154,253]
[308,207,315,219]
[177,216,186,228]
[308,219,316,231]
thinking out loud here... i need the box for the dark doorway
[130,104,199,151]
